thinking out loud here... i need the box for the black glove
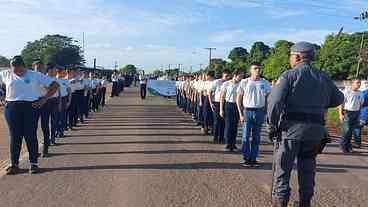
[269,126,282,143]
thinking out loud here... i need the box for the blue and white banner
[147,80,177,97]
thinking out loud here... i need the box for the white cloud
[209,29,335,45]
[195,0,261,8]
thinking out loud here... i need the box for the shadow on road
[38,162,347,173]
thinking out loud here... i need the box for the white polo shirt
[343,89,364,111]
[237,78,272,108]
[111,75,118,82]
[0,69,53,102]
[221,80,240,103]
[210,79,226,102]
[101,79,108,87]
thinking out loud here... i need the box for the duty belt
[284,112,324,125]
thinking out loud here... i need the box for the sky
[0,0,367,72]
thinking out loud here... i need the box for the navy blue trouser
[203,96,213,133]
[101,87,106,107]
[140,84,147,99]
[4,101,39,166]
[56,96,68,137]
[224,102,239,147]
[341,110,360,150]
[111,82,118,97]
[67,92,78,129]
[213,102,225,142]
[40,98,59,153]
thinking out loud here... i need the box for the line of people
[0,56,113,175]
[111,71,126,97]
[176,62,272,167]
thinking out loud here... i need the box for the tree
[249,42,270,63]
[120,64,137,75]
[0,56,10,67]
[228,47,249,62]
[263,40,294,80]
[208,58,227,77]
[152,69,164,77]
[21,34,84,67]
[316,32,368,80]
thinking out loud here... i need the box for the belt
[284,112,324,125]
[245,107,263,111]
[344,110,360,113]
[5,100,36,104]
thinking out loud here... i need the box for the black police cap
[10,56,25,67]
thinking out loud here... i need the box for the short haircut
[46,62,56,71]
[233,69,242,76]
[10,56,25,67]
[207,70,215,77]
[222,69,231,74]
[250,62,262,67]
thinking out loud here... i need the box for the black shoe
[340,145,349,153]
[29,165,40,174]
[42,153,49,158]
[250,160,260,167]
[241,160,252,167]
[232,145,238,150]
[6,166,19,175]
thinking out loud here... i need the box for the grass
[326,108,340,128]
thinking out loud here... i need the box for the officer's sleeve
[267,75,289,128]
[326,79,344,108]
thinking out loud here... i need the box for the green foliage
[209,58,227,77]
[120,64,137,75]
[0,56,10,67]
[165,68,179,77]
[326,108,340,128]
[228,47,249,62]
[263,40,294,80]
[249,42,270,63]
[152,69,164,77]
[21,34,84,67]
[316,32,368,80]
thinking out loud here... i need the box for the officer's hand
[220,110,224,118]
[339,114,345,124]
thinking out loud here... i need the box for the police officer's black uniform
[268,42,344,207]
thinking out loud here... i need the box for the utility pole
[114,61,118,71]
[199,64,203,71]
[354,11,368,77]
[205,48,216,71]
[178,64,182,75]
[82,32,85,53]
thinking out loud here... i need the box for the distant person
[100,76,108,107]
[209,69,231,143]
[339,79,364,153]
[353,80,368,148]
[40,63,60,157]
[111,71,118,97]
[0,56,59,174]
[55,66,72,139]
[140,75,147,99]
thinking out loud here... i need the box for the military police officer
[267,42,344,207]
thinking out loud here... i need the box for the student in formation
[220,69,244,151]
[236,62,272,166]
[1,56,59,174]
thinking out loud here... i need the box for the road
[0,87,367,207]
